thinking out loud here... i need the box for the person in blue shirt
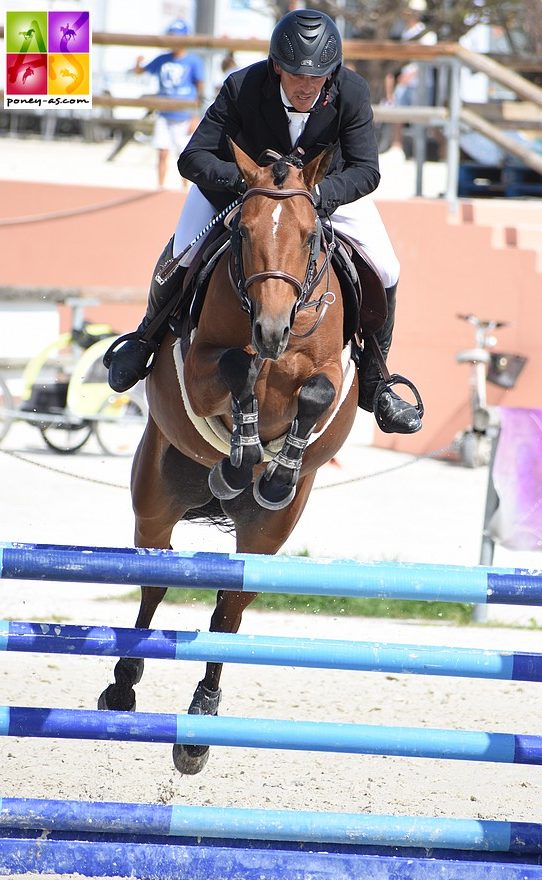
[134,19,205,188]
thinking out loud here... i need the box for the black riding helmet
[269,9,342,78]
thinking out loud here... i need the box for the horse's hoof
[208,461,245,500]
[97,684,136,712]
[253,474,296,511]
[172,681,220,775]
[172,743,210,775]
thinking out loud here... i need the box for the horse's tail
[183,497,235,534]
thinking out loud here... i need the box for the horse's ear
[227,136,260,186]
[302,146,335,190]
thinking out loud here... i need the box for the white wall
[0,303,59,365]
[214,0,273,40]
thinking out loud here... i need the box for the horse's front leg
[208,349,264,500]
[254,373,335,510]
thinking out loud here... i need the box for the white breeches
[173,186,400,289]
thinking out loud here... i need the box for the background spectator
[384,0,437,155]
[133,19,204,188]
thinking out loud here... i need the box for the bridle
[228,186,336,338]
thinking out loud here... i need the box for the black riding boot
[104,237,187,393]
[357,283,423,434]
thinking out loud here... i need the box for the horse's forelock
[271,160,290,188]
[270,155,304,188]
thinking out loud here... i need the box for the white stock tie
[280,85,312,149]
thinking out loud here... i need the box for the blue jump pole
[4,545,542,878]
[4,836,542,880]
[2,620,542,682]
[1,542,542,604]
[2,797,542,853]
[2,706,542,764]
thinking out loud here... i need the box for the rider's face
[273,63,327,112]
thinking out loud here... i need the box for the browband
[242,187,315,206]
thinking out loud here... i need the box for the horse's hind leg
[98,421,197,712]
[254,373,335,510]
[97,583,168,711]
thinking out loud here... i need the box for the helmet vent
[296,13,322,30]
[320,36,338,65]
[278,32,296,63]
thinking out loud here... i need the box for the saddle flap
[334,229,388,335]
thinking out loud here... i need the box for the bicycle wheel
[0,375,15,443]
[39,417,94,454]
[95,391,147,457]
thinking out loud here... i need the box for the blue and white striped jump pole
[2,706,542,764]
[2,620,542,682]
[1,543,542,604]
[2,797,542,853]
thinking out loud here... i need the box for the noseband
[228,186,335,337]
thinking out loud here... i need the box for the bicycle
[0,298,147,455]
[454,313,527,468]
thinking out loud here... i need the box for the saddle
[170,223,388,347]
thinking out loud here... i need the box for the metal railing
[2,29,541,208]
[86,35,542,209]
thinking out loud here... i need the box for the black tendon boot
[357,284,423,434]
[104,237,187,393]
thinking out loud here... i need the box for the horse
[98,141,359,774]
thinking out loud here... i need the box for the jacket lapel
[297,95,337,154]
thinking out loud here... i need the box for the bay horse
[98,141,358,774]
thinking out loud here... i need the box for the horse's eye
[239,225,248,239]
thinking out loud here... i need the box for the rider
[106,8,422,435]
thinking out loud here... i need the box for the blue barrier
[2,619,542,681]
[2,706,542,764]
[1,541,542,604]
[1,797,542,851]
[2,543,542,879]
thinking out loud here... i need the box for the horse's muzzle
[252,319,290,360]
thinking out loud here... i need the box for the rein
[228,186,336,338]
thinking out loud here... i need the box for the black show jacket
[177,61,380,217]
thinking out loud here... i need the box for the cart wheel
[0,375,15,444]
[95,391,147,457]
[39,418,94,454]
